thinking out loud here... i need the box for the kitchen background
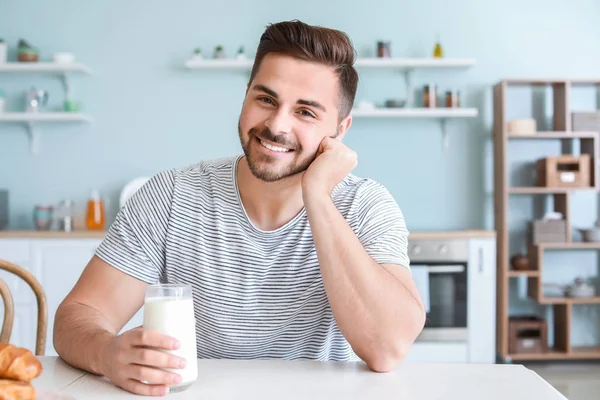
[1,1,599,346]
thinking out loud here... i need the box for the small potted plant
[17,39,39,62]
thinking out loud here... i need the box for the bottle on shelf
[433,34,444,58]
[85,189,105,230]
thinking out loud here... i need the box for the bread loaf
[0,344,42,382]
[0,379,35,400]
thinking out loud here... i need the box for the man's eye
[260,97,274,105]
[299,110,316,118]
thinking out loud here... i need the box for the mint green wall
[1,0,600,347]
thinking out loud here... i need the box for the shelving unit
[493,79,600,362]
[185,57,478,151]
[0,61,92,154]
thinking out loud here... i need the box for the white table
[32,357,567,399]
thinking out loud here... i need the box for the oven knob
[438,245,448,255]
[411,245,422,256]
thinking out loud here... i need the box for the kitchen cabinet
[0,236,143,355]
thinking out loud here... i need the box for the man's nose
[264,108,292,136]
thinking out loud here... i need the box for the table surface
[32,357,567,400]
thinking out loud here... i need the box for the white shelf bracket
[441,118,449,153]
[26,122,40,155]
[403,69,415,107]
[61,73,71,99]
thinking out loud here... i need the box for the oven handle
[426,265,465,274]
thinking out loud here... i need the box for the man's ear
[335,114,353,141]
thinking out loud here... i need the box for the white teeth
[260,139,290,153]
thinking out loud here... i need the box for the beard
[238,122,317,182]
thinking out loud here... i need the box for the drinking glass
[144,283,198,392]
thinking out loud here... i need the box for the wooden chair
[0,259,48,355]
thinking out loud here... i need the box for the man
[54,20,425,396]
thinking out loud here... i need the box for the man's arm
[301,137,425,372]
[304,193,425,372]
[54,256,185,396]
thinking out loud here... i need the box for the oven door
[411,262,468,342]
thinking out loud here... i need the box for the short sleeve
[95,170,175,284]
[352,181,410,269]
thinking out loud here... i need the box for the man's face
[238,53,351,182]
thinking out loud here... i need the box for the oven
[409,238,469,342]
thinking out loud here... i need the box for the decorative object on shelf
[445,90,460,108]
[236,46,246,60]
[530,212,567,244]
[565,277,595,298]
[353,100,375,111]
[572,111,600,131]
[507,118,536,134]
[0,89,5,113]
[25,87,49,112]
[0,189,7,230]
[576,224,600,242]
[508,316,548,355]
[190,48,203,61]
[376,41,390,58]
[33,205,53,230]
[384,99,406,108]
[423,83,437,108]
[85,189,105,230]
[55,199,74,232]
[213,45,225,59]
[432,34,444,58]
[63,99,81,112]
[0,38,6,64]
[510,253,530,271]
[536,154,591,188]
[17,39,39,62]
[52,52,75,64]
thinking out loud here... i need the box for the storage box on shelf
[493,78,600,362]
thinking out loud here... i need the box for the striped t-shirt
[95,155,410,362]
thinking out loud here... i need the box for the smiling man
[53,20,425,396]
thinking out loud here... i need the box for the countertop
[32,357,565,400]
[0,229,496,240]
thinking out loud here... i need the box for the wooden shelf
[508,187,596,194]
[351,107,478,118]
[507,270,539,277]
[535,242,600,250]
[508,131,598,139]
[508,346,600,360]
[0,62,91,74]
[539,297,600,305]
[184,57,476,70]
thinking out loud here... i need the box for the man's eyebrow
[252,84,278,98]
[297,99,326,112]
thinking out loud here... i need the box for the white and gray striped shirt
[96,155,410,361]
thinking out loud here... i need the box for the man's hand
[100,327,187,396]
[301,136,357,200]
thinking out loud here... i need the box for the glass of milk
[143,283,198,392]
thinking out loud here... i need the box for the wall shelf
[0,62,91,74]
[494,79,600,363]
[184,57,476,70]
[351,107,478,118]
[0,60,91,155]
[0,113,92,154]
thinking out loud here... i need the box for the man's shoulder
[334,173,394,203]
[171,155,240,178]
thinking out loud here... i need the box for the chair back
[0,259,47,355]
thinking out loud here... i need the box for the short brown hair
[249,20,359,119]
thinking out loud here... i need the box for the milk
[143,296,198,388]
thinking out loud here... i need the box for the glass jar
[423,83,437,108]
[445,90,460,108]
[33,205,53,230]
